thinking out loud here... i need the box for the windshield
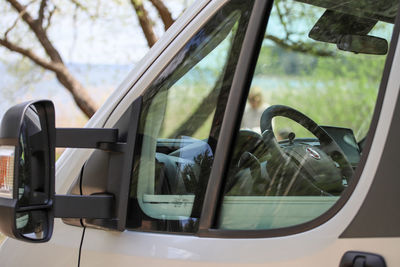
[243,0,397,142]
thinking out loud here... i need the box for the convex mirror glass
[0,100,55,242]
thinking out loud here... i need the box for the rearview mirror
[337,35,388,55]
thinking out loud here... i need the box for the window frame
[125,0,256,234]
[196,0,400,238]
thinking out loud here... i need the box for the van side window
[216,0,398,230]
[126,1,254,233]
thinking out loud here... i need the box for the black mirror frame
[0,100,55,243]
[0,97,141,243]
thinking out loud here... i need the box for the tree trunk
[4,0,98,118]
[56,66,98,117]
[131,0,158,47]
[149,0,174,30]
[170,81,221,138]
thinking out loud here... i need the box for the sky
[0,0,193,125]
[0,0,191,64]
[0,0,394,126]
[50,1,181,65]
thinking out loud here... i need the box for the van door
[80,0,400,266]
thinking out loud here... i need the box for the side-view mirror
[0,100,55,242]
[337,35,388,55]
[0,99,141,243]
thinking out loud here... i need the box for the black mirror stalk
[53,195,114,219]
[0,96,142,242]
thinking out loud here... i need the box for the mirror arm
[53,194,114,219]
[55,128,125,152]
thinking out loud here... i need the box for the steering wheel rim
[260,105,354,192]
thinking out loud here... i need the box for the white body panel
[0,1,212,265]
[80,33,400,265]
[1,0,400,266]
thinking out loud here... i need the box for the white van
[0,0,399,266]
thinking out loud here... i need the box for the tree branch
[69,0,87,11]
[265,34,335,57]
[275,2,291,39]
[0,38,98,117]
[149,0,174,30]
[3,0,37,38]
[0,38,61,72]
[2,0,98,118]
[4,14,23,39]
[37,0,47,26]
[130,0,158,48]
[6,0,64,63]
[69,0,97,19]
[44,4,56,32]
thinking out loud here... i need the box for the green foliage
[255,45,387,141]
[160,74,216,139]
[159,41,388,142]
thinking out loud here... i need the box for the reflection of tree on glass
[218,0,398,231]
[127,0,255,234]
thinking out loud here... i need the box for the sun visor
[308,10,377,44]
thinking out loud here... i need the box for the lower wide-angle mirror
[0,100,55,242]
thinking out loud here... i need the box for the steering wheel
[224,129,271,195]
[260,105,354,196]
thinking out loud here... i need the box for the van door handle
[339,251,386,267]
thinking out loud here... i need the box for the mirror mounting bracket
[0,97,142,242]
[53,195,114,219]
[55,128,125,152]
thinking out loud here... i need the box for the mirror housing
[0,100,55,242]
[337,35,388,55]
[0,98,141,243]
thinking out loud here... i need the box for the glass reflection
[16,210,48,240]
[17,105,48,206]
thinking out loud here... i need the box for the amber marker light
[0,146,15,199]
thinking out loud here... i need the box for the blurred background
[0,0,193,128]
[1,0,391,143]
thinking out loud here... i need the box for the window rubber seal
[197,0,400,238]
